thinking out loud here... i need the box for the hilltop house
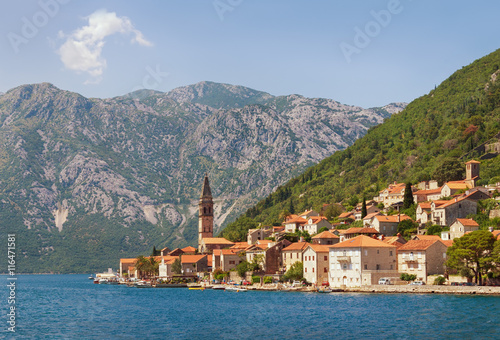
[299,216,333,234]
[371,214,412,236]
[375,182,416,208]
[247,227,273,245]
[303,244,330,286]
[329,235,398,288]
[449,218,480,240]
[431,195,477,226]
[397,239,449,283]
[416,201,448,224]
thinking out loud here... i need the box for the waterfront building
[397,239,448,283]
[329,235,397,288]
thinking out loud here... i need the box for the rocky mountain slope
[0,81,405,272]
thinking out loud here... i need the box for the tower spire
[201,173,212,198]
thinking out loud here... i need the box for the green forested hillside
[221,49,500,241]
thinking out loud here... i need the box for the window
[305,268,307,273]
[324,256,328,261]
[324,267,327,273]
[390,264,393,270]
[389,251,393,256]
[229,261,235,265]
[342,264,347,270]
[364,250,368,256]
[443,253,446,259]
[343,250,347,256]
[377,250,379,254]
[376,264,380,270]
[364,264,367,270]
[313,268,315,273]
[313,256,315,261]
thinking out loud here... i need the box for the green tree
[400,273,417,282]
[289,199,295,214]
[433,276,446,285]
[402,182,414,209]
[172,258,182,275]
[236,260,249,278]
[282,261,303,282]
[446,230,496,285]
[134,255,149,279]
[279,209,291,222]
[397,219,419,240]
[432,158,464,186]
[324,204,343,220]
[361,197,367,219]
[317,226,329,234]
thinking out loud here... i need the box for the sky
[1,1,500,108]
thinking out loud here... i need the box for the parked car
[378,278,392,285]
[409,281,425,285]
[292,281,302,287]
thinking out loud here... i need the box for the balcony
[403,256,417,262]
[337,256,351,262]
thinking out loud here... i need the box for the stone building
[397,239,448,283]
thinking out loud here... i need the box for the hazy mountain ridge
[0,81,406,272]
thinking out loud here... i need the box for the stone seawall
[344,285,500,295]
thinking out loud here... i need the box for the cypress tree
[403,182,414,209]
[361,197,367,218]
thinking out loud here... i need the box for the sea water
[1,274,499,339]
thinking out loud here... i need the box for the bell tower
[198,174,214,251]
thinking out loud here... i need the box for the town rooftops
[412,235,441,241]
[398,239,442,251]
[201,237,235,245]
[213,249,241,256]
[331,235,395,248]
[374,214,412,223]
[435,195,474,209]
[363,212,382,220]
[181,246,197,253]
[312,230,339,239]
[305,244,331,253]
[344,227,380,235]
[414,188,443,196]
[339,212,354,219]
[454,218,479,227]
[286,216,308,224]
[444,180,472,190]
[282,242,310,252]
[231,242,251,250]
[181,255,207,264]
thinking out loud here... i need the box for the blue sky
[1,0,500,108]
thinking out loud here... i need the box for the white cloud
[57,9,152,83]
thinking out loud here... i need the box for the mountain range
[0,81,405,273]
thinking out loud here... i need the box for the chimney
[455,197,458,202]
[300,236,305,242]
[489,227,494,232]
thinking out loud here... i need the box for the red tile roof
[181,246,197,253]
[374,214,412,223]
[181,255,207,264]
[413,235,441,241]
[201,237,235,245]
[282,242,310,252]
[398,239,439,251]
[455,218,479,227]
[305,244,331,253]
[312,230,339,239]
[465,160,480,164]
[344,227,379,235]
[331,235,396,248]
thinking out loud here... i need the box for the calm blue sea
[1,274,499,339]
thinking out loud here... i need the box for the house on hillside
[413,188,443,203]
[303,244,330,286]
[311,230,340,245]
[397,239,448,283]
[299,216,333,234]
[329,235,398,288]
[371,214,412,236]
[416,201,448,224]
[212,249,244,272]
[284,216,308,233]
[341,227,379,241]
[247,227,273,245]
[431,195,477,226]
[449,218,480,240]
[441,180,472,197]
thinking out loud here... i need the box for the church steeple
[198,174,214,252]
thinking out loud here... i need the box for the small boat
[98,278,109,284]
[135,281,153,288]
[225,286,247,292]
[188,287,205,290]
[212,285,226,290]
[88,276,94,280]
